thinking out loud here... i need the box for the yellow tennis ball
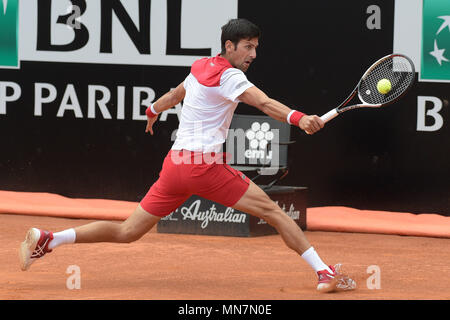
[377,79,392,94]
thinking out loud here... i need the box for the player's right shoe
[317,265,338,292]
[19,228,53,271]
[316,264,356,293]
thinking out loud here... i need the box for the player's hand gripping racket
[320,53,415,123]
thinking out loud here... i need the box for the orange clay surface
[1,213,450,300]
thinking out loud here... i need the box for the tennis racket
[320,53,415,123]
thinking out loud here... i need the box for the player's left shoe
[19,228,53,271]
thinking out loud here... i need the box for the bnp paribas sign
[421,0,450,82]
[0,0,19,68]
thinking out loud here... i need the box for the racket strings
[359,56,414,105]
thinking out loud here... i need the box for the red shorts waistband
[169,149,232,165]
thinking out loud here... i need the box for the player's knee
[117,224,142,243]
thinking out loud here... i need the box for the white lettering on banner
[3,81,181,120]
[34,82,57,116]
[178,200,246,229]
[30,82,156,120]
[0,81,21,115]
[88,85,112,119]
[57,84,83,118]
[417,96,444,132]
[19,0,238,67]
[117,86,126,120]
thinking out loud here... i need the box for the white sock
[301,247,332,273]
[48,228,76,250]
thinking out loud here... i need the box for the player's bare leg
[74,204,160,243]
[232,180,355,292]
[19,204,160,271]
[232,180,311,254]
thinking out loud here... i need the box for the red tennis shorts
[140,150,251,217]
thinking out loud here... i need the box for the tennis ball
[377,78,392,94]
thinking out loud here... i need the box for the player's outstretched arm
[145,82,186,135]
[238,86,324,135]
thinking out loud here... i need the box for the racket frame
[320,53,415,123]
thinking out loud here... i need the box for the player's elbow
[169,83,186,105]
[170,90,184,105]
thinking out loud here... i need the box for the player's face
[227,38,258,72]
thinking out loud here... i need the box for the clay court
[1,191,450,300]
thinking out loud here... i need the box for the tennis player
[19,19,355,293]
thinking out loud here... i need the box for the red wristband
[287,110,305,127]
[146,104,158,118]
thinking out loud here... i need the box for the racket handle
[320,108,339,123]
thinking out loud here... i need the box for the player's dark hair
[220,19,261,54]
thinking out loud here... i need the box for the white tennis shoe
[19,228,54,271]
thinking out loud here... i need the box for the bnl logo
[0,0,19,68]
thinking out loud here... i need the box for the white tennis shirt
[171,55,254,153]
